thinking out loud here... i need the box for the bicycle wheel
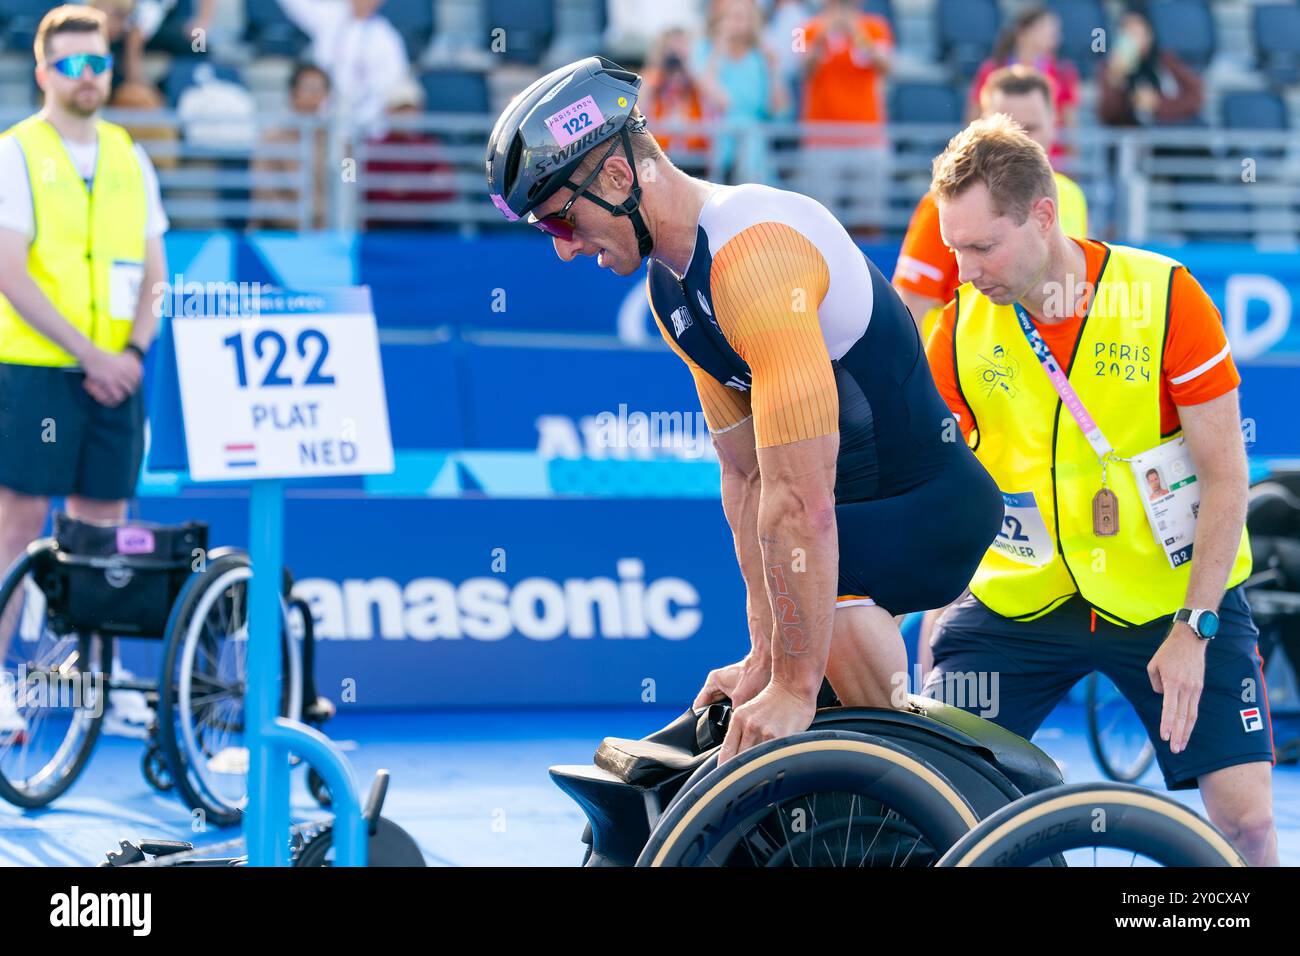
[156,553,302,828]
[638,731,980,867]
[1086,673,1156,782]
[0,542,107,808]
[937,782,1246,867]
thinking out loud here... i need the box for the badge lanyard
[1013,303,1126,536]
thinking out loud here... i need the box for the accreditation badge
[109,260,144,320]
[993,491,1056,566]
[1128,436,1199,569]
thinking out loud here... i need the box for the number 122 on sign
[222,327,336,389]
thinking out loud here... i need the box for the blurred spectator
[968,6,1078,156]
[642,29,709,159]
[763,0,813,108]
[605,0,705,65]
[794,0,894,227]
[136,0,216,55]
[1098,8,1203,127]
[110,80,178,172]
[89,0,145,93]
[253,63,331,230]
[363,78,453,230]
[274,0,411,138]
[693,0,788,180]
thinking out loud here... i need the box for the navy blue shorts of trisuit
[0,362,144,501]
[922,587,1276,790]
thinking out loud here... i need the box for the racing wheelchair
[553,686,1246,867]
[0,512,335,826]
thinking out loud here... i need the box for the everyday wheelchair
[0,512,335,826]
[553,690,1245,866]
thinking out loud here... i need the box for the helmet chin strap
[565,126,655,259]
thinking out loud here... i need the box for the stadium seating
[890,81,963,126]
[1254,3,1300,88]
[244,0,311,58]
[485,0,556,65]
[1149,0,1215,72]
[935,0,1000,80]
[1221,89,1289,130]
[0,0,57,55]
[383,0,437,62]
[1048,0,1108,78]
[420,68,490,113]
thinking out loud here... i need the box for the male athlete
[486,58,1003,762]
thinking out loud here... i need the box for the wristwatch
[1174,607,1219,640]
[124,342,147,363]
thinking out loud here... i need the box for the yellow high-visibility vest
[954,242,1252,625]
[0,116,146,366]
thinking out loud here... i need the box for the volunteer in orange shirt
[894,65,1087,339]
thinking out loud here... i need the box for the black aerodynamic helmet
[485,56,655,256]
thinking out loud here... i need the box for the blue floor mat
[2,702,1297,866]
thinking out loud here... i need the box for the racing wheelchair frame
[0,512,335,825]
[554,689,1247,867]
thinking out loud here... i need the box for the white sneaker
[0,677,28,736]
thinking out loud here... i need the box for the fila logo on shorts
[670,306,692,337]
[1240,708,1263,732]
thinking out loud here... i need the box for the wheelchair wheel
[937,782,1247,867]
[0,541,107,809]
[638,731,980,867]
[1085,673,1156,782]
[156,553,302,828]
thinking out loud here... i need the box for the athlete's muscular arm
[693,418,778,710]
[705,221,839,762]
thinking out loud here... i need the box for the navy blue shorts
[922,587,1275,790]
[0,362,144,501]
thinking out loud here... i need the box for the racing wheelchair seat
[553,693,1063,866]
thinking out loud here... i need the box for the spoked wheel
[637,731,981,867]
[937,782,1247,867]
[0,542,107,808]
[1086,673,1156,782]
[156,553,302,828]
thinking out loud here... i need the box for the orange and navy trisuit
[647,183,1003,614]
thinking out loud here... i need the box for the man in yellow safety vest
[921,114,1277,865]
[0,5,168,732]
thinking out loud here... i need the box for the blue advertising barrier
[136,494,747,709]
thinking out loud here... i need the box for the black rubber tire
[307,767,332,808]
[0,542,106,809]
[156,553,296,828]
[292,816,427,867]
[142,743,174,792]
[936,782,1247,867]
[638,730,980,867]
[1085,673,1156,783]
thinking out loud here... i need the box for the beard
[60,85,106,117]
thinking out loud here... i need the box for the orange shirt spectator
[800,1,893,131]
[924,238,1241,445]
[642,27,709,154]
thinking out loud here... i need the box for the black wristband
[124,343,147,362]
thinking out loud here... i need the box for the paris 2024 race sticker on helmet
[544,95,607,148]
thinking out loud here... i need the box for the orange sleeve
[866,14,894,48]
[710,222,837,448]
[649,280,752,434]
[893,192,959,301]
[1163,266,1241,407]
[924,297,976,444]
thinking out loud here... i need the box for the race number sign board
[172,288,394,482]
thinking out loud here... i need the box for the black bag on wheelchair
[36,513,209,638]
